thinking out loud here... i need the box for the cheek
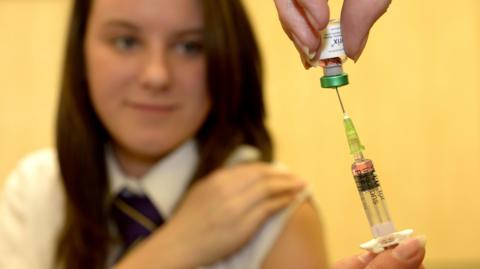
[175,60,211,124]
[85,40,137,118]
[174,58,208,100]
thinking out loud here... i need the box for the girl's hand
[116,163,305,268]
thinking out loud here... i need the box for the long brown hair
[55,0,272,268]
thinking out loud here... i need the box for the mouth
[126,101,179,114]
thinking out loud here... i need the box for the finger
[235,174,305,214]
[341,0,391,61]
[229,172,305,216]
[242,193,297,233]
[291,34,312,69]
[368,236,426,269]
[223,162,293,185]
[295,0,330,32]
[278,17,313,69]
[213,163,297,195]
[273,0,324,61]
[332,252,376,269]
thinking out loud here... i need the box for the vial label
[319,20,346,60]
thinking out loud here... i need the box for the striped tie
[111,188,165,255]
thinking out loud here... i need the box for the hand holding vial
[273,0,392,68]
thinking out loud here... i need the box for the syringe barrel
[351,158,396,238]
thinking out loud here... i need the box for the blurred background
[0,0,479,268]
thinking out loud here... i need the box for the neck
[112,145,161,179]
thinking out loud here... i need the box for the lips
[126,101,178,113]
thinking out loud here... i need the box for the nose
[139,47,171,92]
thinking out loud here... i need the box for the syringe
[316,19,414,252]
[335,87,413,253]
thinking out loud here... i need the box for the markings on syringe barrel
[354,171,380,192]
[354,171,382,205]
[352,160,385,205]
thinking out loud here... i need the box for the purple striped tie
[111,188,164,255]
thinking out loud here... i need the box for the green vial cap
[320,73,349,89]
[343,114,365,155]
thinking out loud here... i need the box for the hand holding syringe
[319,20,415,253]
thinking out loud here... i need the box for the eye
[112,36,139,52]
[175,40,204,56]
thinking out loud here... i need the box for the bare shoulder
[261,199,329,269]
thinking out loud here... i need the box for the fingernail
[304,42,325,68]
[303,46,316,61]
[358,252,375,264]
[291,33,316,61]
[273,163,290,172]
[309,59,322,68]
[415,235,427,248]
[301,55,311,69]
[392,236,426,261]
[353,34,369,63]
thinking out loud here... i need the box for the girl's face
[85,0,210,173]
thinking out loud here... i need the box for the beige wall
[0,0,69,184]
[1,0,479,267]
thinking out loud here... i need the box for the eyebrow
[102,20,205,37]
[103,20,140,31]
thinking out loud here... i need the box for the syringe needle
[335,87,346,114]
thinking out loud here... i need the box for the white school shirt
[0,141,309,269]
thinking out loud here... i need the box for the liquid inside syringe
[351,153,395,238]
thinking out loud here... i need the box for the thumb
[368,236,426,269]
[341,0,392,61]
[333,236,426,269]
[332,252,376,269]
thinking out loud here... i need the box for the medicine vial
[319,19,349,89]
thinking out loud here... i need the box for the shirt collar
[107,140,198,218]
